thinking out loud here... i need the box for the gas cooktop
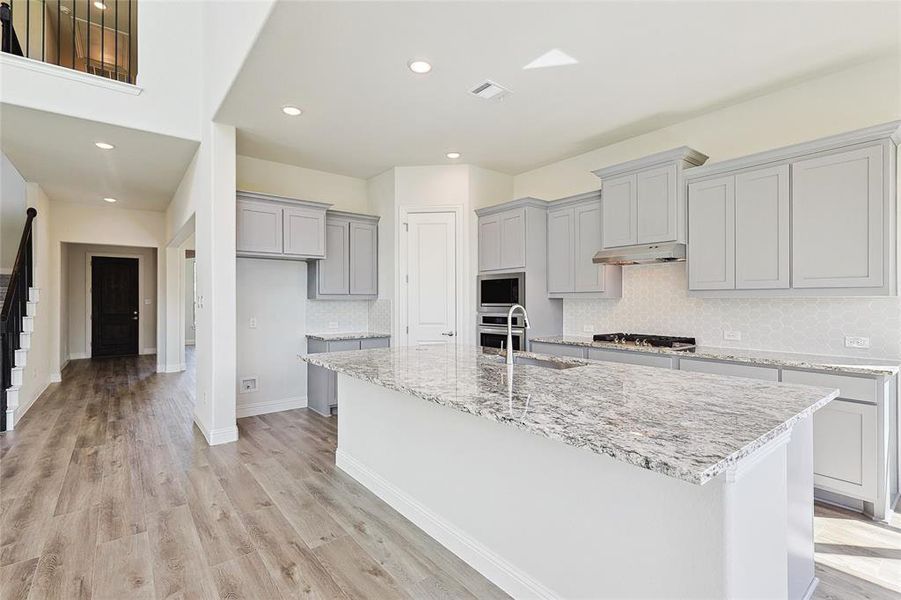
[592,333,697,350]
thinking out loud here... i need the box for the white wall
[1,153,27,272]
[64,243,158,359]
[509,56,901,359]
[185,256,195,345]
[513,57,901,200]
[236,258,307,417]
[237,155,369,213]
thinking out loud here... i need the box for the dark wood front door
[91,257,139,357]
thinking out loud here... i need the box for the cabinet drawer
[530,342,587,359]
[679,358,778,381]
[781,370,877,404]
[812,399,877,500]
[360,337,390,350]
[326,340,362,352]
[587,349,673,369]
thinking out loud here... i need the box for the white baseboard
[802,577,820,600]
[336,449,558,600]
[0,267,11,275]
[49,372,62,383]
[11,378,50,428]
[141,347,157,355]
[156,364,184,373]
[185,339,195,346]
[68,352,89,360]
[236,395,307,418]
[192,414,238,446]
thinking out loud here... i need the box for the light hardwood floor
[0,353,898,599]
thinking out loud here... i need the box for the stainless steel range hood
[592,242,686,266]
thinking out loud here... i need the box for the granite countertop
[531,335,901,377]
[299,344,838,485]
[306,332,391,341]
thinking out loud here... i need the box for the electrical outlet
[723,330,742,341]
[239,377,258,393]
[249,317,257,329]
[144,298,152,305]
[845,336,870,349]
[583,324,594,333]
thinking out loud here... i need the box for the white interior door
[406,211,457,346]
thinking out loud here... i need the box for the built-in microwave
[477,272,524,312]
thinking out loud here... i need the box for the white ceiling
[0,103,198,211]
[219,1,899,179]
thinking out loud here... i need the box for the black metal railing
[1,207,37,432]
[0,0,136,84]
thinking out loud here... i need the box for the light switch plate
[723,330,742,341]
[845,336,870,349]
[144,298,152,305]
[249,317,257,329]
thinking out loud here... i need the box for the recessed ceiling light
[94,1,107,10]
[103,197,117,203]
[282,105,302,116]
[446,152,461,159]
[407,59,432,74]
[94,141,114,150]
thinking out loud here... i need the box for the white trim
[397,205,467,347]
[802,577,820,600]
[185,339,195,346]
[0,53,143,95]
[85,252,145,357]
[0,267,11,275]
[593,145,709,179]
[49,373,62,383]
[337,449,559,600]
[13,381,46,425]
[157,363,183,374]
[193,414,238,446]
[236,396,307,418]
[68,352,89,360]
[474,197,549,217]
[141,347,157,355]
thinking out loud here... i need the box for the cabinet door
[284,206,326,257]
[637,164,677,243]
[735,165,790,289]
[688,176,735,290]
[499,208,526,269]
[530,341,587,359]
[318,220,349,295]
[360,337,390,349]
[547,208,575,294]
[811,399,877,500]
[349,221,378,295]
[587,348,673,368]
[574,202,605,292]
[792,145,885,289]
[602,175,638,248]
[478,215,501,272]
[236,200,283,254]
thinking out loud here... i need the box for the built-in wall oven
[477,313,526,351]
[477,272,525,312]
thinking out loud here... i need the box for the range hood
[592,242,686,266]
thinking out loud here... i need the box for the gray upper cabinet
[236,199,284,255]
[688,176,735,290]
[735,164,790,289]
[308,211,379,299]
[284,206,327,258]
[601,175,637,248]
[350,220,378,295]
[478,208,526,272]
[685,121,899,297]
[236,191,331,260]
[595,147,708,250]
[792,144,885,289]
[546,192,622,298]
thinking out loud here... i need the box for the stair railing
[1,207,37,432]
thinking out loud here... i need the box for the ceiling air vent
[469,80,511,101]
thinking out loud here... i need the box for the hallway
[0,355,898,599]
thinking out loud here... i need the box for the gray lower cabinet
[530,341,588,358]
[307,336,390,416]
[236,191,331,260]
[587,348,674,368]
[679,357,778,381]
[308,211,379,299]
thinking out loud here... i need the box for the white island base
[335,374,818,600]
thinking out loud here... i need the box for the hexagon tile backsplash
[563,263,901,359]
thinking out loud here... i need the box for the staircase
[1,208,38,432]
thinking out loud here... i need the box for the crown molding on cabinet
[592,146,709,180]
[474,196,550,217]
[684,120,901,181]
[547,190,602,209]
[236,189,333,210]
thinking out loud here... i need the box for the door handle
[441,331,455,337]
[132,317,139,321]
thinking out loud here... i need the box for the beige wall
[237,155,369,213]
[64,243,158,359]
[512,56,901,200]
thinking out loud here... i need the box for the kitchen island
[300,344,839,599]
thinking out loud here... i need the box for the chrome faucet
[506,304,531,365]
